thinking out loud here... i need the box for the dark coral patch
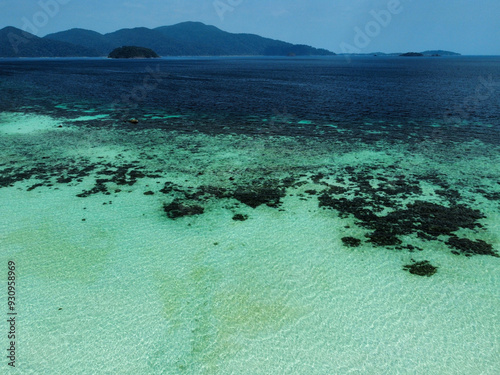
[110,165,143,186]
[403,260,438,277]
[232,214,248,221]
[316,166,495,258]
[76,179,110,197]
[341,237,361,247]
[163,201,204,219]
[475,188,500,201]
[366,230,402,246]
[56,176,73,184]
[156,174,296,211]
[324,186,348,195]
[311,173,325,184]
[435,189,461,202]
[319,196,379,222]
[1,162,96,190]
[319,184,489,254]
[446,237,498,257]
[159,182,179,194]
[27,183,45,191]
[405,201,484,236]
[190,185,229,200]
[233,186,285,208]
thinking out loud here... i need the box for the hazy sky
[1,0,499,54]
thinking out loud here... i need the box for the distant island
[108,46,159,59]
[0,22,334,58]
[340,50,461,57]
[420,50,461,56]
[400,52,424,57]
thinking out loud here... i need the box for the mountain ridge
[0,23,463,58]
[0,26,101,57]
[42,22,334,56]
[38,21,334,57]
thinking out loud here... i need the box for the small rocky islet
[108,46,160,59]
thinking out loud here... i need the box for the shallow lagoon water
[0,57,499,374]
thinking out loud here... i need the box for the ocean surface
[0,56,499,374]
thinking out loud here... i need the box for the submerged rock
[341,237,362,247]
[163,201,204,219]
[403,260,438,276]
[232,214,248,221]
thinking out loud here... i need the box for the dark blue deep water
[0,56,499,142]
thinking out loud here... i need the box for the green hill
[0,27,100,57]
[43,22,335,57]
[154,22,333,56]
[42,28,114,55]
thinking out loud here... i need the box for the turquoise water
[1,111,499,374]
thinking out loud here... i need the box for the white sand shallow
[1,184,499,374]
[0,112,65,134]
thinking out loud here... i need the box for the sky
[1,0,499,55]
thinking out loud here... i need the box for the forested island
[108,46,159,59]
[400,52,424,57]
